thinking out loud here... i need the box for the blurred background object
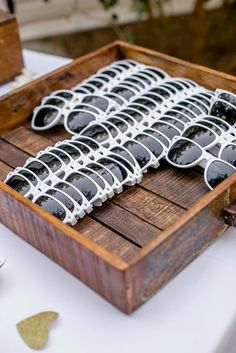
[0,0,236,75]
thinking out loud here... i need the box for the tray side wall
[0,182,130,312]
[125,174,236,312]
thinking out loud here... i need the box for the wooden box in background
[0,10,24,85]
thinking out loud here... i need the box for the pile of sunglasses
[166,89,236,189]
[5,58,236,225]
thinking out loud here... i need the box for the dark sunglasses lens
[192,95,210,106]
[162,84,176,94]
[55,91,74,100]
[57,144,81,159]
[73,88,90,94]
[67,141,90,155]
[218,92,236,107]
[34,107,58,127]
[46,189,74,212]
[35,195,66,221]
[65,173,98,201]
[124,78,145,89]
[38,154,62,172]
[221,144,236,166]
[135,134,163,158]
[114,113,135,126]
[105,93,125,105]
[54,182,83,206]
[197,121,221,135]
[107,118,128,133]
[151,122,180,139]
[95,75,109,82]
[143,93,163,104]
[145,67,165,79]
[123,141,151,168]
[108,154,134,173]
[134,73,152,85]
[111,87,135,101]
[132,98,156,110]
[103,122,118,138]
[167,139,202,166]
[110,147,136,166]
[165,111,190,123]
[167,81,183,91]
[80,125,109,143]
[86,80,103,89]
[80,85,95,93]
[206,160,235,188]
[86,163,114,186]
[67,111,96,134]
[82,96,109,111]
[182,126,215,148]
[188,99,208,113]
[205,117,228,131]
[73,137,99,151]
[6,175,30,195]
[26,161,49,180]
[79,168,106,190]
[45,98,65,108]
[18,170,38,186]
[120,109,143,122]
[49,149,70,164]
[143,129,169,147]
[174,107,196,120]
[160,117,184,130]
[100,70,116,77]
[97,158,128,183]
[129,104,149,116]
[210,101,236,125]
[73,104,98,114]
[150,88,170,99]
[179,102,201,115]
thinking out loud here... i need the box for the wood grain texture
[0,41,236,313]
[140,162,208,208]
[0,10,23,85]
[113,187,185,230]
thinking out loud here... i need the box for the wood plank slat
[92,201,160,247]
[0,160,12,180]
[140,164,209,209]
[3,126,52,155]
[74,216,139,260]
[0,139,30,168]
[113,187,185,230]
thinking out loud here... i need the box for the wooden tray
[0,41,236,314]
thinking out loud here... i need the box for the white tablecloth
[1,49,236,353]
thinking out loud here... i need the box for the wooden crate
[0,41,236,314]
[0,10,24,84]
